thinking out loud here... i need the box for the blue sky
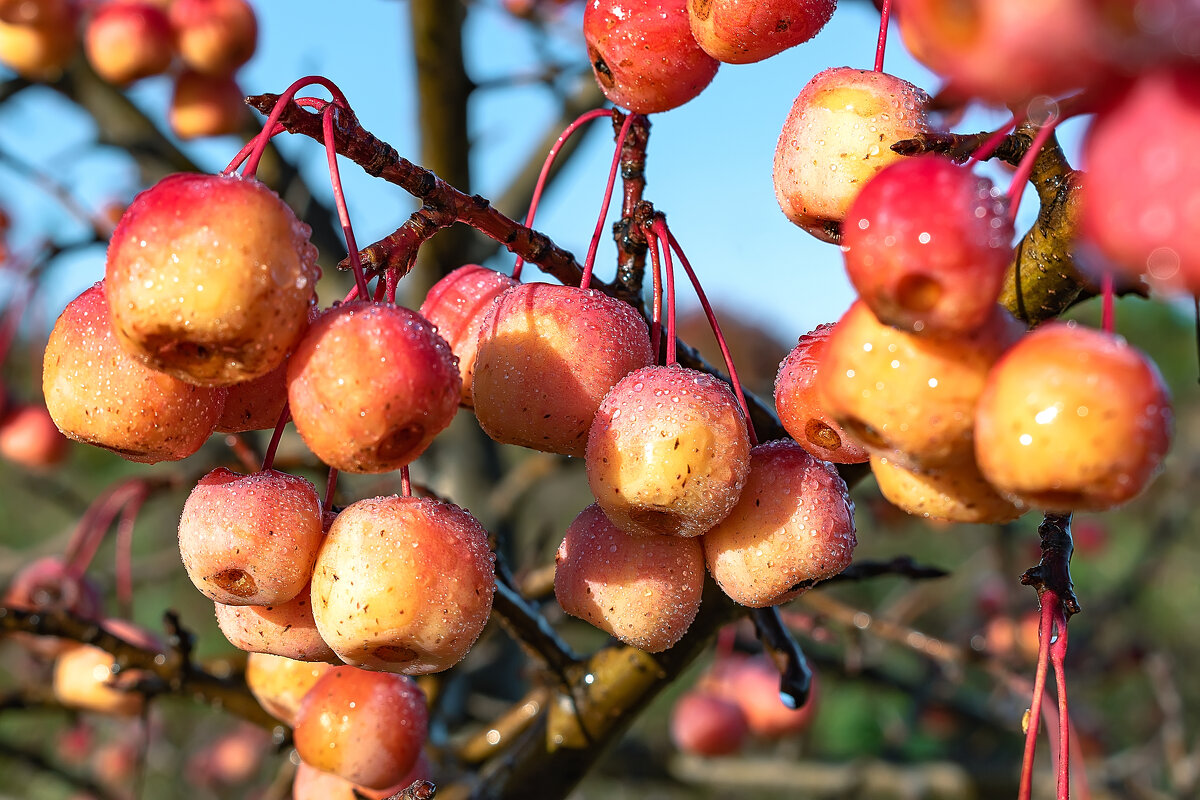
[0,0,1087,346]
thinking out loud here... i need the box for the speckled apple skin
[775,323,869,464]
[687,0,834,64]
[870,454,1023,524]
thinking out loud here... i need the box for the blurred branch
[0,607,279,730]
[826,556,950,584]
[0,738,122,800]
[0,144,113,236]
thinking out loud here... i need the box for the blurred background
[0,1,1197,798]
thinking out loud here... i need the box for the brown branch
[0,738,123,800]
[0,607,279,730]
[751,606,813,708]
[384,780,438,800]
[491,578,578,680]
[827,556,949,584]
[611,111,651,308]
[245,93,598,292]
[1020,512,1080,618]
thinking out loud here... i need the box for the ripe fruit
[286,303,460,473]
[292,758,431,800]
[1082,66,1200,295]
[293,666,427,790]
[310,496,496,674]
[169,69,245,139]
[0,0,69,25]
[895,0,1105,105]
[168,0,256,77]
[841,155,1013,336]
[4,556,103,657]
[0,7,77,80]
[472,283,653,457]
[43,282,225,463]
[974,323,1172,512]
[52,620,162,716]
[708,655,818,737]
[215,580,338,663]
[0,403,69,467]
[178,467,323,606]
[214,359,288,433]
[583,0,719,114]
[870,454,1022,524]
[586,364,752,538]
[244,652,331,725]
[704,440,855,607]
[817,301,1023,469]
[774,324,869,464]
[84,2,173,86]
[774,67,930,242]
[686,0,835,64]
[418,264,517,408]
[105,172,318,387]
[669,690,748,755]
[554,503,705,653]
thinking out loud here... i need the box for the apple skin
[105,173,319,387]
[974,322,1172,512]
[293,666,427,790]
[774,323,869,464]
[687,0,835,64]
[244,652,332,725]
[292,757,432,800]
[773,67,930,243]
[554,503,705,653]
[472,283,653,457]
[43,281,226,464]
[816,301,1023,470]
[1082,66,1200,296]
[0,403,69,468]
[703,440,855,607]
[706,654,818,737]
[169,0,256,77]
[215,580,339,663]
[0,5,77,81]
[670,690,748,755]
[870,454,1023,524]
[286,303,460,474]
[84,2,174,87]
[169,69,245,139]
[586,364,752,539]
[418,264,517,408]
[310,496,496,675]
[52,620,162,717]
[584,0,719,114]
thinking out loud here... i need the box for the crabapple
[841,155,1013,336]
[215,580,339,663]
[774,323,869,464]
[704,440,855,607]
[0,403,69,468]
[52,619,162,716]
[870,454,1022,524]
[472,283,653,457]
[1081,65,1200,296]
[286,303,460,473]
[214,359,288,433]
[669,690,748,755]
[105,172,318,387]
[84,2,173,87]
[817,301,1023,469]
[178,467,323,606]
[244,652,332,725]
[974,323,1172,512]
[43,282,225,464]
[586,364,751,538]
[554,503,705,653]
[4,556,103,657]
[774,67,930,242]
[310,496,495,674]
[0,6,77,80]
[708,654,818,737]
[293,666,428,790]
[686,0,835,64]
[584,0,719,114]
[169,69,245,139]
[418,264,517,408]
[168,0,256,76]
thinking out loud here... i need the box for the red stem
[324,468,339,510]
[261,402,291,472]
[223,98,327,175]
[648,230,663,364]
[1007,116,1061,220]
[654,225,678,366]
[241,76,350,179]
[64,482,147,578]
[969,112,1025,165]
[660,223,756,444]
[513,108,611,281]
[400,466,412,497]
[1019,590,1061,800]
[874,0,892,73]
[580,113,637,289]
[323,105,371,299]
[114,489,148,619]
[1101,272,1115,334]
[1051,610,1072,800]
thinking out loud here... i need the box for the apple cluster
[0,0,256,139]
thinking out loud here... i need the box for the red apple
[84,2,174,86]
[169,69,245,139]
[670,690,748,755]
[686,0,835,64]
[168,0,256,76]
[0,403,69,467]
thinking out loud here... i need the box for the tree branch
[1020,512,1080,618]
